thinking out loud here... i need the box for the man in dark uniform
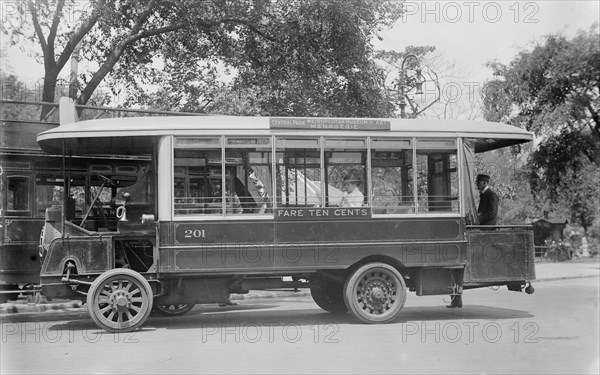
[447,174,499,308]
[476,174,499,225]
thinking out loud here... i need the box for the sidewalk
[1,257,598,315]
[534,256,600,281]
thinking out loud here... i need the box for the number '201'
[184,229,206,238]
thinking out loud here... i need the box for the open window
[225,137,273,215]
[324,138,367,207]
[173,137,274,217]
[416,139,459,213]
[173,137,223,216]
[370,138,414,214]
[276,137,322,208]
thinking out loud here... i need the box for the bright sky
[375,0,600,83]
[1,1,599,92]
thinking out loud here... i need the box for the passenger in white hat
[339,172,364,208]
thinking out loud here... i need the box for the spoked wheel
[86,269,153,333]
[343,263,407,324]
[152,304,195,317]
[310,279,347,314]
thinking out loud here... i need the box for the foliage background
[2,1,598,250]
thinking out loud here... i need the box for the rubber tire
[343,262,407,324]
[152,304,195,317]
[87,269,153,333]
[310,279,347,314]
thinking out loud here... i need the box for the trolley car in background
[36,104,536,332]
[1,119,57,300]
[0,100,190,304]
[0,118,150,302]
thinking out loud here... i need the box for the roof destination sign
[270,118,391,131]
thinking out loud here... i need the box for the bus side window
[324,138,367,207]
[173,137,222,216]
[276,138,322,208]
[416,139,459,213]
[225,137,273,215]
[370,138,414,214]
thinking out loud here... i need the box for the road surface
[1,277,598,374]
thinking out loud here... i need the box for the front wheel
[343,263,407,324]
[86,269,153,333]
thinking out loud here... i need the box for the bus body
[36,114,535,331]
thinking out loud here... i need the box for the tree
[474,146,545,225]
[119,1,404,117]
[0,74,47,120]
[3,0,106,117]
[483,25,600,232]
[4,0,404,118]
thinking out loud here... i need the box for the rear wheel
[343,263,406,324]
[153,304,195,317]
[86,269,153,332]
[310,279,347,314]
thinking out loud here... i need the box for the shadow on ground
[7,298,535,335]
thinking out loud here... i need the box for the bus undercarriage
[39,206,535,332]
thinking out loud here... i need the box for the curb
[0,300,83,315]
[532,274,600,283]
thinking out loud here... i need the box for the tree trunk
[69,42,82,100]
[77,52,121,106]
[40,71,58,120]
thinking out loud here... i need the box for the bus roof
[37,116,533,155]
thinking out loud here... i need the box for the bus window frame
[172,136,224,218]
[324,137,368,208]
[414,138,461,215]
[165,134,465,221]
[369,137,414,215]
[224,136,274,216]
[171,136,276,221]
[276,136,324,209]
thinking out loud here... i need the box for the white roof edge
[37,116,533,142]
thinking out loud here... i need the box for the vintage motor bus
[37,110,536,332]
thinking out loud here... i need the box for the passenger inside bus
[230,167,271,214]
[339,172,364,207]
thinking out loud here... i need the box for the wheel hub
[371,286,385,300]
[362,277,394,310]
[110,290,132,312]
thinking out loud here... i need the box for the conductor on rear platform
[476,174,499,225]
[447,174,500,309]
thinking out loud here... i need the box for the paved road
[1,277,598,374]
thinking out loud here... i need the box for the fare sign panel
[275,207,371,221]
